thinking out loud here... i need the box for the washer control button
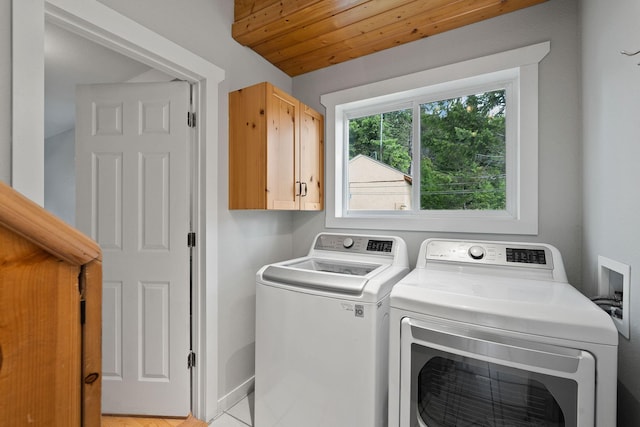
[468,245,485,260]
[343,237,354,248]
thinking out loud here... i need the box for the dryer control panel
[425,240,554,270]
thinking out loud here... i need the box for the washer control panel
[425,240,553,269]
[314,234,394,255]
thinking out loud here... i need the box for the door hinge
[187,351,196,369]
[187,232,196,248]
[187,112,196,128]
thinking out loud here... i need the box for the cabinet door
[229,83,269,209]
[267,85,300,210]
[300,104,324,210]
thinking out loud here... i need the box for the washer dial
[468,245,485,260]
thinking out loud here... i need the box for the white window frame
[321,42,550,235]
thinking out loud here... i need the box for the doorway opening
[12,0,225,421]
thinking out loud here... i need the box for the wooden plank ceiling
[233,0,548,77]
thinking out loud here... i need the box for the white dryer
[388,239,618,427]
[255,233,409,427]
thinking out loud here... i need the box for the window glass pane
[420,90,506,210]
[347,109,413,210]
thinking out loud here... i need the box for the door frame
[11,0,225,421]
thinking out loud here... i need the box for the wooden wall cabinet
[229,81,324,210]
[0,181,102,427]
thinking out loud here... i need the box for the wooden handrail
[0,181,101,266]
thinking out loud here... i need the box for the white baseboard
[217,376,255,413]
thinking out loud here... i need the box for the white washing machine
[255,233,409,427]
[388,239,618,427]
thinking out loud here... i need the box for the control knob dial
[343,237,354,248]
[468,245,485,260]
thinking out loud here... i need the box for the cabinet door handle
[301,182,308,197]
[295,181,301,197]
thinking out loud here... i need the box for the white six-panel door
[76,81,192,416]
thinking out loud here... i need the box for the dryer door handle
[404,317,591,374]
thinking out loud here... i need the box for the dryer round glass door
[399,318,596,427]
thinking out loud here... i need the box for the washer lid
[260,258,386,294]
[390,269,618,345]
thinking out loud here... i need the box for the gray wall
[581,0,640,424]
[0,0,11,184]
[44,128,74,225]
[292,0,584,283]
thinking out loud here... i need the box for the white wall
[581,0,640,424]
[292,0,584,284]
[93,0,297,407]
[44,128,74,225]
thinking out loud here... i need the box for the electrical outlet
[598,256,630,339]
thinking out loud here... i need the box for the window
[348,107,413,211]
[347,89,507,212]
[321,42,550,234]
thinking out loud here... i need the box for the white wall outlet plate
[598,255,630,339]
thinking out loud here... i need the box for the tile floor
[210,393,254,426]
